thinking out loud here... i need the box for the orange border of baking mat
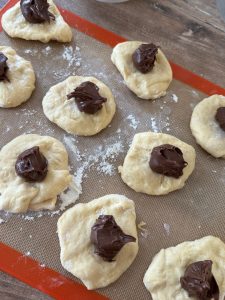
[1,0,225,299]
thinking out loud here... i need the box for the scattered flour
[163,223,171,236]
[0,218,5,224]
[59,175,82,211]
[126,114,140,130]
[138,221,149,238]
[171,94,178,103]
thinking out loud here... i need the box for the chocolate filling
[180,260,219,300]
[215,107,225,131]
[90,215,136,262]
[15,146,48,182]
[67,81,107,115]
[0,52,9,82]
[132,43,158,73]
[20,0,55,24]
[149,144,187,178]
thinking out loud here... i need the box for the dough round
[0,46,35,108]
[119,132,196,195]
[111,41,172,100]
[0,134,72,213]
[2,0,72,43]
[42,76,116,136]
[143,236,225,300]
[57,194,138,290]
[190,94,225,158]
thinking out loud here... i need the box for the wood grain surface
[0,0,225,299]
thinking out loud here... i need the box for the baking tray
[0,1,225,300]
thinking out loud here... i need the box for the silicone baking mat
[1,1,225,300]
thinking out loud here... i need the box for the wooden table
[0,0,225,299]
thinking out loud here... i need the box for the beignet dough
[119,132,196,195]
[0,134,72,213]
[111,41,172,99]
[42,76,116,136]
[57,194,138,290]
[2,0,72,43]
[0,46,35,108]
[144,236,225,300]
[190,95,225,158]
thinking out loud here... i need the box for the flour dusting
[163,223,171,236]
[171,94,178,103]
[59,175,82,211]
[126,114,140,130]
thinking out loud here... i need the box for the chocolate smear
[0,52,9,82]
[15,146,48,182]
[132,43,158,73]
[180,260,219,300]
[67,81,107,115]
[90,215,136,262]
[149,144,187,178]
[20,0,55,24]
[215,107,225,131]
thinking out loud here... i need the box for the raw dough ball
[190,94,225,158]
[42,76,116,136]
[57,194,138,290]
[2,0,72,43]
[143,236,225,300]
[119,132,196,195]
[0,134,72,213]
[111,41,172,100]
[0,46,35,108]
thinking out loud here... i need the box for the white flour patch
[59,175,82,211]
[126,114,140,130]
[63,135,83,161]
[138,221,149,238]
[163,223,171,236]
[171,94,178,103]
[62,45,81,68]
[0,218,5,224]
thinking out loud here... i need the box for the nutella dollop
[0,52,9,82]
[20,0,55,24]
[67,81,107,115]
[15,146,48,182]
[149,144,187,178]
[132,43,158,74]
[90,215,136,262]
[180,260,219,300]
[215,107,225,131]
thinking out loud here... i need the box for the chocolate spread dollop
[15,146,48,182]
[215,107,225,131]
[20,0,55,24]
[180,260,219,300]
[149,144,187,178]
[0,52,9,82]
[90,215,136,262]
[132,43,158,73]
[67,81,107,115]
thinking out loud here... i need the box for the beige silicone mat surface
[1,12,225,300]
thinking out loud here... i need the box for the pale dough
[42,76,116,136]
[2,0,72,43]
[57,194,138,290]
[190,95,225,158]
[143,236,225,300]
[0,46,35,108]
[111,41,172,100]
[119,132,196,195]
[0,134,72,213]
